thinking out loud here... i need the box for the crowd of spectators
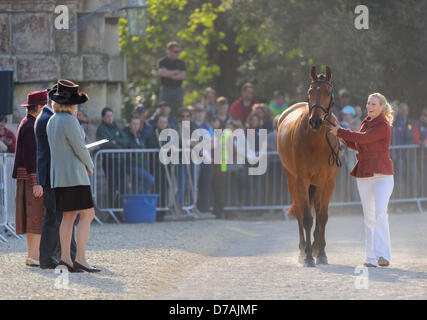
[1,41,426,219]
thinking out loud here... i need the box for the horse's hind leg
[285,171,307,265]
[313,180,335,265]
[293,179,315,267]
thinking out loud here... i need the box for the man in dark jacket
[122,115,154,194]
[96,107,128,208]
[36,92,77,269]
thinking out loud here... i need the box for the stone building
[0,0,127,139]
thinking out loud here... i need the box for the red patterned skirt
[15,179,45,235]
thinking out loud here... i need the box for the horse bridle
[309,79,335,126]
[308,79,342,168]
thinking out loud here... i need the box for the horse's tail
[286,202,295,215]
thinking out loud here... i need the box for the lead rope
[323,116,342,168]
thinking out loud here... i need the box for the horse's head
[308,66,334,131]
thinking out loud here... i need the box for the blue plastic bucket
[120,194,160,223]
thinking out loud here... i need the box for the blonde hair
[368,92,393,126]
[52,101,78,116]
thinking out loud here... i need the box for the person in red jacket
[0,114,16,153]
[229,82,259,124]
[329,92,394,268]
[12,90,46,267]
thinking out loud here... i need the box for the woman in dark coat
[12,90,46,267]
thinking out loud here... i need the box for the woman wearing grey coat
[46,80,100,273]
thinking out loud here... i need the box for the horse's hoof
[316,256,328,265]
[304,258,316,267]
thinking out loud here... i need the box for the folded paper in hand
[86,139,109,149]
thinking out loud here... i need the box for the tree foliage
[120,0,427,120]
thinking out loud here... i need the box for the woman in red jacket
[329,92,394,268]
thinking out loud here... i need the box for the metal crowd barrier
[93,149,198,223]
[0,152,102,243]
[223,144,426,214]
[1,144,425,238]
[0,153,23,242]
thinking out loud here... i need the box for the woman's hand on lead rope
[87,170,93,176]
[327,123,341,136]
[33,185,43,198]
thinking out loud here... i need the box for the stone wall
[0,0,127,138]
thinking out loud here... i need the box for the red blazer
[337,113,394,178]
[12,114,38,186]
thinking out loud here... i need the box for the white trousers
[356,174,394,265]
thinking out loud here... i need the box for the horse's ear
[310,66,317,81]
[326,66,332,82]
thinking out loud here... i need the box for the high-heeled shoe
[73,261,101,273]
[58,260,83,273]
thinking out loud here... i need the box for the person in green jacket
[122,114,154,194]
[96,107,128,208]
[268,90,288,117]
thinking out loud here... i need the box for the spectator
[230,82,259,124]
[267,115,280,152]
[192,103,213,134]
[412,108,427,193]
[245,110,263,154]
[192,103,214,213]
[253,103,273,132]
[146,115,170,149]
[123,114,155,194]
[268,90,288,117]
[224,120,251,208]
[12,90,46,267]
[202,87,217,114]
[391,102,412,146]
[134,104,154,145]
[340,105,356,129]
[175,108,197,210]
[146,114,171,215]
[211,115,227,219]
[211,96,232,129]
[96,107,128,208]
[265,115,286,206]
[0,114,16,153]
[289,83,307,106]
[148,101,178,129]
[158,41,186,116]
[206,113,220,132]
[391,102,398,121]
[351,105,363,130]
[413,107,427,146]
[76,106,90,143]
[332,88,351,121]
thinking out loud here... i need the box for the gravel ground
[1,212,427,300]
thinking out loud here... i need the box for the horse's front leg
[302,204,315,267]
[297,220,306,264]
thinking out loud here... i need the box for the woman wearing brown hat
[12,90,46,267]
[46,80,100,273]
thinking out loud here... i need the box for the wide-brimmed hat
[48,79,89,105]
[21,90,48,108]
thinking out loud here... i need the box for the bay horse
[277,66,340,267]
